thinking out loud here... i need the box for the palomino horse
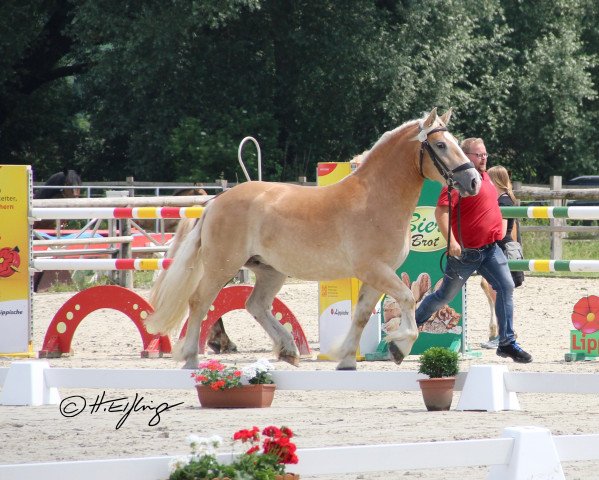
[146,108,482,370]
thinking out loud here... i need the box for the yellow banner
[0,165,31,353]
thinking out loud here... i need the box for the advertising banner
[0,165,32,354]
[316,163,381,359]
[394,181,464,354]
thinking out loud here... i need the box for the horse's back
[201,181,361,279]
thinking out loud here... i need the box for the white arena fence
[2,361,599,411]
[1,426,598,480]
[2,362,599,479]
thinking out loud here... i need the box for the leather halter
[418,127,475,187]
[417,126,476,269]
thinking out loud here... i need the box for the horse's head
[62,169,82,198]
[173,187,208,196]
[34,169,81,199]
[417,108,481,197]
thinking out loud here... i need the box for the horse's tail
[145,215,206,335]
[149,217,197,301]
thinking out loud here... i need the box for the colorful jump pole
[31,206,205,220]
[32,258,174,271]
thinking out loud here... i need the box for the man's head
[460,138,488,173]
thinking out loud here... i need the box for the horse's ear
[439,108,452,126]
[423,108,438,128]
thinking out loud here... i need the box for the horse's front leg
[357,264,418,366]
[336,285,383,370]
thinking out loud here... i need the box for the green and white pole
[508,259,599,272]
[500,206,599,219]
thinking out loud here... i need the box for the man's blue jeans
[415,243,516,346]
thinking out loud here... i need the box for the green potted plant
[192,358,276,408]
[417,346,460,411]
[169,425,299,480]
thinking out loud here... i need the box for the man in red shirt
[415,137,532,363]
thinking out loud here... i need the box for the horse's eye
[435,142,446,149]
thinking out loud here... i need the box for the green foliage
[3,0,599,183]
[169,449,284,480]
[418,347,459,378]
[170,427,296,480]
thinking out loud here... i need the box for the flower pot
[417,377,456,411]
[196,384,276,408]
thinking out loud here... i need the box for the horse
[33,169,82,230]
[33,169,82,200]
[145,108,482,370]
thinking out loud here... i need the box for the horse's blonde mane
[358,116,427,167]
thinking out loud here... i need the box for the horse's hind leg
[336,284,382,370]
[245,263,299,366]
[178,279,230,369]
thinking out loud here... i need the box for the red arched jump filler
[179,285,311,355]
[39,285,172,358]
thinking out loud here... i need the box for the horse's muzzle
[454,170,482,197]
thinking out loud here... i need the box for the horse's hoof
[335,366,357,371]
[222,342,238,353]
[181,360,197,370]
[388,342,405,365]
[279,354,300,367]
[208,342,221,354]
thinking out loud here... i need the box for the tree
[0,0,87,179]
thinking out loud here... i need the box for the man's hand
[448,242,462,258]
[435,205,463,257]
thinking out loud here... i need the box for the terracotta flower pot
[417,377,456,411]
[196,384,276,408]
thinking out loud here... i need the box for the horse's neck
[352,133,425,215]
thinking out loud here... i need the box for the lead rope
[440,186,453,271]
[440,188,465,272]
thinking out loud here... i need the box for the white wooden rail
[2,363,599,479]
[1,362,599,409]
[1,427,598,479]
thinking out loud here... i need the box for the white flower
[186,434,201,446]
[255,363,268,373]
[205,435,223,453]
[168,455,190,472]
[242,365,258,383]
[209,435,223,448]
[256,358,274,371]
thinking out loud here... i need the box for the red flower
[210,380,226,391]
[572,296,599,334]
[233,426,260,442]
[245,445,260,455]
[233,425,298,466]
[262,426,281,438]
